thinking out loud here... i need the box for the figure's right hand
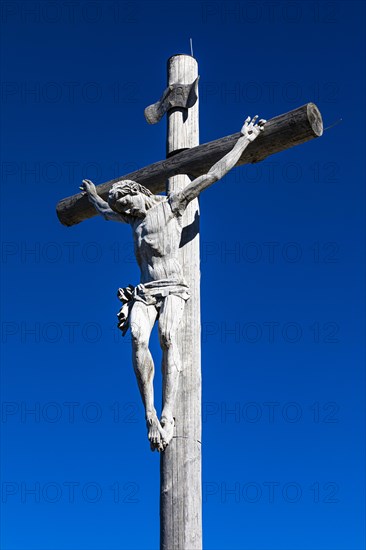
[80,179,97,195]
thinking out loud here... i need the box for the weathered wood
[56,103,323,226]
[160,54,202,550]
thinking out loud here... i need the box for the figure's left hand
[241,116,266,141]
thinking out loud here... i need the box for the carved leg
[129,301,163,451]
[158,295,185,449]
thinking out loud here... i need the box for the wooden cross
[56,55,323,550]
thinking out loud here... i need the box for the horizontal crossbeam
[56,103,322,226]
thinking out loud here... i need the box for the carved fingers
[241,116,267,141]
[79,179,97,195]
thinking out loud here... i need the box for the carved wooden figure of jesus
[81,116,265,452]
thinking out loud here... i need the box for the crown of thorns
[108,180,153,202]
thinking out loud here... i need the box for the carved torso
[131,197,184,284]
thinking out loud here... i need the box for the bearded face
[112,192,147,219]
[108,181,152,219]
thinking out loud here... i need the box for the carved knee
[160,331,174,350]
[130,323,148,348]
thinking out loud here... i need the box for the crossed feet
[146,411,175,452]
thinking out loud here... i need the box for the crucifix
[56,54,323,550]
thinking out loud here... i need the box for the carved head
[108,180,154,219]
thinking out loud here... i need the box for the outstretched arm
[80,179,125,222]
[174,116,266,210]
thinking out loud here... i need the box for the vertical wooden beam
[160,55,202,550]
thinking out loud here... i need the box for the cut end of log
[56,204,69,226]
[307,103,323,137]
[56,194,97,227]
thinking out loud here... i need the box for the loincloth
[117,279,190,336]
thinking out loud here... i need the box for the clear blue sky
[1,1,365,549]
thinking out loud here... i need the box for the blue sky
[1,1,365,549]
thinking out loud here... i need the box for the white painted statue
[81,116,265,451]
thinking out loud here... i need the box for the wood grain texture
[56,103,323,226]
[160,54,202,550]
